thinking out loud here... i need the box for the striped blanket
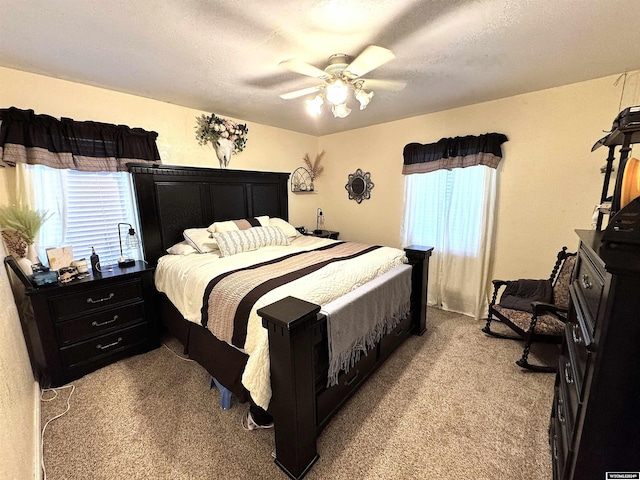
[201,241,381,348]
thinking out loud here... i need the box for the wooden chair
[482,247,577,372]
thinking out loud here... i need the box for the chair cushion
[493,305,565,336]
[553,255,576,309]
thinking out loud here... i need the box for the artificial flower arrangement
[195,113,249,154]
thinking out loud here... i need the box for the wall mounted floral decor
[195,113,248,168]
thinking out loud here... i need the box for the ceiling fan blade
[343,45,396,78]
[279,59,328,79]
[279,85,323,100]
[359,78,406,91]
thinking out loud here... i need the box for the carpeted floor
[41,308,556,479]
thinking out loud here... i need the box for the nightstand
[21,261,159,387]
[306,230,339,240]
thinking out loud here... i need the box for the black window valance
[402,132,508,175]
[0,107,161,172]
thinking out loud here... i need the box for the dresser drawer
[549,417,561,480]
[573,252,604,331]
[60,322,148,368]
[566,291,594,398]
[551,390,567,478]
[51,279,143,320]
[56,302,146,345]
[556,355,576,446]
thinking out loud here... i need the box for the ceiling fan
[279,45,406,118]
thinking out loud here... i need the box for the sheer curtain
[401,133,507,319]
[402,165,496,318]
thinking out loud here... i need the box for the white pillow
[269,217,301,239]
[183,228,219,254]
[207,215,270,233]
[166,241,198,256]
[213,226,290,257]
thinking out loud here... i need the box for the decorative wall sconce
[345,169,374,203]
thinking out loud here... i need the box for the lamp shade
[326,79,349,105]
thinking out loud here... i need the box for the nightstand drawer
[60,323,148,368]
[56,302,146,344]
[51,279,143,319]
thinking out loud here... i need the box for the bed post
[258,297,322,480]
[404,245,434,336]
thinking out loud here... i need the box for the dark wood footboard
[258,245,433,480]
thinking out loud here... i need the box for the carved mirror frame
[345,168,374,204]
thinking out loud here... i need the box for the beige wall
[317,72,639,281]
[0,240,39,480]
[1,66,639,480]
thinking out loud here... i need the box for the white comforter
[155,235,408,409]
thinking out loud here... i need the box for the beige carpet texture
[41,308,556,479]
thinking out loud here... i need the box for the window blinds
[31,165,143,267]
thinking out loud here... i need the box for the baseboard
[33,379,41,480]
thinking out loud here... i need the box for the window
[28,164,143,266]
[401,164,497,318]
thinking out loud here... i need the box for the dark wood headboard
[128,163,290,265]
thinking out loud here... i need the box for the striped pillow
[213,226,290,257]
[207,216,269,233]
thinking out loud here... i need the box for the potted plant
[0,204,49,273]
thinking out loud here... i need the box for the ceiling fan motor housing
[325,54,351,77]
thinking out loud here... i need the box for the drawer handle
[395,327,405,337]
[571,324,583,345]
[344,369,360,386]
[96,337,123,350]
[92,315,119,327]
[87,293,115,304]
[557,399,566,425]
[553,436,558,460]
[564,362,574,385]
[581,274,592,290]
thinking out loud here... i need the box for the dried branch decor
[303,151,325,180]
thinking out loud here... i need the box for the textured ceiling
[2,0,640,136]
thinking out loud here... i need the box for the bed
[128,163,432,479]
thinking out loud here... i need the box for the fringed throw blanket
[322,264,412,387]
[201,241,382,348]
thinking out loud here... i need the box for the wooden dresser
[21,261,159,387]
[550,229,640,479]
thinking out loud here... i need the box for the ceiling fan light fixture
[355,88,374,110]
[306,94,324,116]
[279,45,400,120]
[326,79,349,105]
[332,103,351,118]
